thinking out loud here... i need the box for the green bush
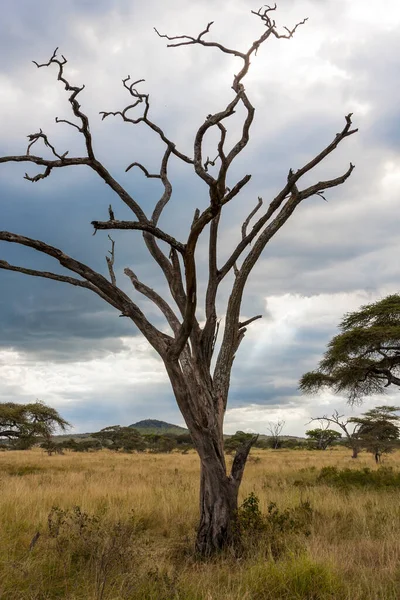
[316,466,400,489]
[242,557,345,600]
[235,492,312,558]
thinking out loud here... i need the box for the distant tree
[305,424,342,450]
[0,401,70,449]
[350,406,400,464]
[267,420,285,449]
[60,438,103,452]
[309,411,362,458]
[300,295,400,404]
[92,426,146,452]
[40,440,65,455]
[144,433,177,453]
[224,431,256,454]
[174,433,194,454]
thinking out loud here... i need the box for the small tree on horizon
[309,411,362,458]
[350,406,400,464]
[305,425,342,450]
[0,7,357,554]
[267,420,286,449]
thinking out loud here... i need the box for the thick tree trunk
[196,460,238,555]
[194,431,256,555]
[351,446,359,459]
[164,359,256,555]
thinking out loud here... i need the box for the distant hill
[128,419,188,435]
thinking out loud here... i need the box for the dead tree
[310,411,361,458]
[0,7,357,555]
[267,420,285,449]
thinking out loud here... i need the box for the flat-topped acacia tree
[0,6,357,555]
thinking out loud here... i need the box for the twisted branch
[100,76,193,165]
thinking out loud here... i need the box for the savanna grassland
[1,448,400,600]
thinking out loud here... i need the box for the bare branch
[193,92,245,187]
[218,114,357,281]
[100,76,193,165]
[106,235,116,286]
[241,196,263,240]
[26,129,68,160]
[0,260,93,290]
[222,174,252,205]
[238,315,262,329]
[124,267,181,335]
[251,5,308,40]
[155,22,245,59]
[230,435,259,487]
[191,209,201,229]
[33,48,95,160]
[151,147,173,225]
[156,8,306,93]
[55,116,82,132]
[204,154,219,172]
[299,163,355,200]
[91,219,185,253]
[125,162,161,178]
[201,212,221,366]
[0,154,90,183]
[0,231,172,354]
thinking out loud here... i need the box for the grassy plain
[1,447,400,599]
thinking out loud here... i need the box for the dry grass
[1,448,400,599]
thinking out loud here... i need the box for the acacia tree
[300,295,400,404]
[305,422,342,450]
[0,401,70,448]
[350,406,400,464]
[309,411,361,458]
[0,7,357,554]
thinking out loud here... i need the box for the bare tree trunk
[165,359,254,554]
[194,429,256,554]
[191,420,240,555]
[351,446,359,459]
[196,457,238,555]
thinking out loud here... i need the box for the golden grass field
[1,447,400,599]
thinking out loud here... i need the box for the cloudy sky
[0,0,399,436]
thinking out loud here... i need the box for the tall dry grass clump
[1,448,400,599]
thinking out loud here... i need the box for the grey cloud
[56,382,185,433]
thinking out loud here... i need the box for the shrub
[46,506,145,599]
[235,492,312,558]
[316,466,400,489]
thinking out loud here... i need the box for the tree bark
[194,430,255,555]
[164,359,254,554]
[351,446,359,459]
[196,458,238,555]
